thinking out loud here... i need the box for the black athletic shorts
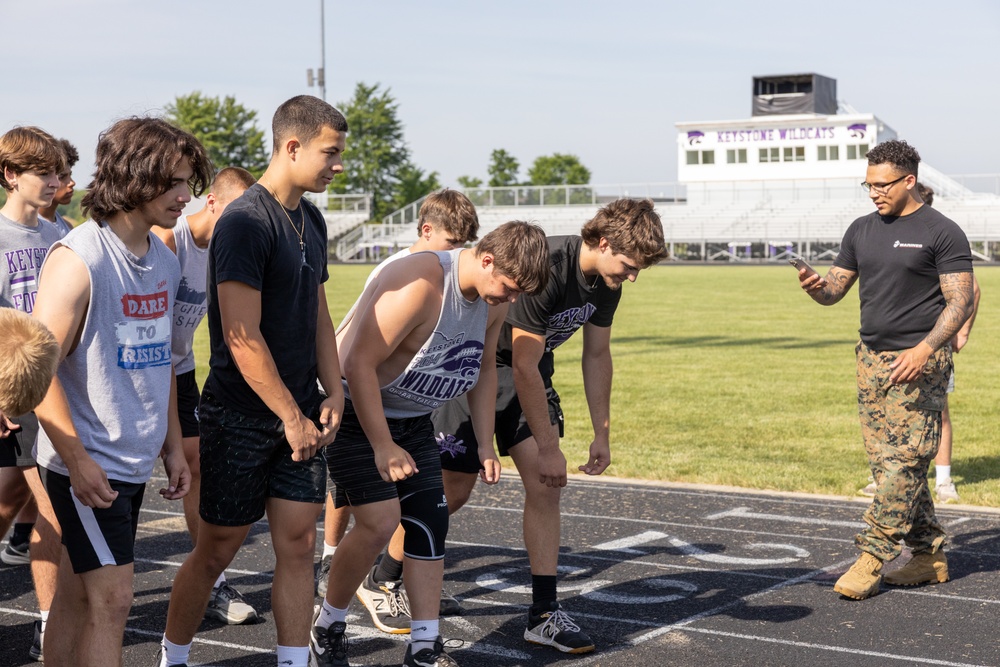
[40,466,145,574]
[326,397,443,508]
[0,414,39,468]
[435,365,564,474]
[198,388,327,526]
[176,370,201,439]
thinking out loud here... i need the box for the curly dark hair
[83,117,214,222]
[58,138,79,170]
[867,139,920,176]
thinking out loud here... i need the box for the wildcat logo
[437,432,468,459]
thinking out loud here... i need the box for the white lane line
[669,627,992,667]
[136,558,269,579]
[705,506,863,528]
[592,530,670,553]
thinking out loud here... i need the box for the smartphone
[788,257,818,278]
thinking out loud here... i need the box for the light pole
[307,0,327,100]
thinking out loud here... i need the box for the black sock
[530,575,558,614]
[373,553,404,583]
[11,523,33,546]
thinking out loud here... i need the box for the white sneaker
[935,478,960,504]
[858,476,876,497]
[205,582,259,624]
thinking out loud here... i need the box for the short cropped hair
[212,166,256,200]
[917,182,934,207]
[0,309,60,417]
[0,126,67,191]
[581,198,667,268]
[58,138,79,170]
[418,189,479,243]
[83,117,214,223]
[272,95,349,154]
[476,221,549,295]
[867,139,921,177]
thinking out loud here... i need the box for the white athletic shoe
[205,582,259,624]
[935,479,960,504]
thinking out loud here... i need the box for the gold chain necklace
[261,176,307,265]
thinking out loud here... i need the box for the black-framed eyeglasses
[861,174,908,195]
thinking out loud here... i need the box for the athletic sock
[322,542,337,558]
[275,645,309,667]
[160,636,191,667]
[11,522,33,546]
[410,619,439,653]
[530,575,558,615]
[373,552,404,583]
[936,465,951,482]
[316,600,348,630]
[213,572,227,589]
[40,609,48,633]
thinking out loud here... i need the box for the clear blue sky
[6,0,998,190]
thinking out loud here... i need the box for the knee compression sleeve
[400,489,449,560]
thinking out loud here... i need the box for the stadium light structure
[307,0,327,100]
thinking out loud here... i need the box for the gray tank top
[346,249,489,419]
[170,217,209,374]
[0,213,63,313]
[34,221,181,484]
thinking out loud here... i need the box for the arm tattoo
[925,272,975,351]
[812,267,858,305]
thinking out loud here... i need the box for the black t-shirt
[834,204,972,352]
[204,184,330,417]
[497,235,621,381]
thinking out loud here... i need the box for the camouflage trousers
[855,341,951,561]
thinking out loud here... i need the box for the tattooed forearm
[811,267,858,305]
[924,272,975,351]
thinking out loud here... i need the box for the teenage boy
[37,138,78,237]
[317,188,480,610]
[435,198,667,654]
[158,96,347,667]
[0,125,67,661]
[313,221,549,667]
[798,140,974,601]
[32,116,211,667]
[152,166,257,624]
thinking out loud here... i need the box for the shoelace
[384,583,411,618]
[324,626,350,658]
[215,583,242,603]
[538,609,582,636]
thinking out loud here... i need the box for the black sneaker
[309,620,349,667]
[439,591,463,617]
[355,566,410,634]
[402,636,458,667]
[317,554,333,598]
[524,601,595,654]
[29,619,42,662]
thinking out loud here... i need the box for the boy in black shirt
[797,140,975,601]
[435,198,666,653]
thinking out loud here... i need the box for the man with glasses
[796,139,975,601]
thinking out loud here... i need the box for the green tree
[456,175,482,189]
[487,149,520,187]
[527,153,591,185]
[391,164,442,212]
[165,92,268,177]
[331,82,414,220]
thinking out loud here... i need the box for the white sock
[936,465,951,483]
[316,600,348,629]
[322,542,337,558]
[410,619,439,653]
[213,572,227,589]
[160,636,191,667]
[275,645,309,667]
[40,609,48,633]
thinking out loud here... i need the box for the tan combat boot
[884,550,949,586]
[834,552,883,600]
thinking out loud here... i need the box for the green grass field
[193,264,1000,506]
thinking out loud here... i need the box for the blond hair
[0,310,60,417]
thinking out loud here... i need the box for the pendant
[300,241,307,266]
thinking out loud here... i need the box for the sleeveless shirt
[170,216,209,374]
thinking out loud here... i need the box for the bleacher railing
[304,192,372,213]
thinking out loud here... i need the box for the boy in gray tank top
[152,166,257,626]
[31,117,213,667]
[314,221,549,667]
